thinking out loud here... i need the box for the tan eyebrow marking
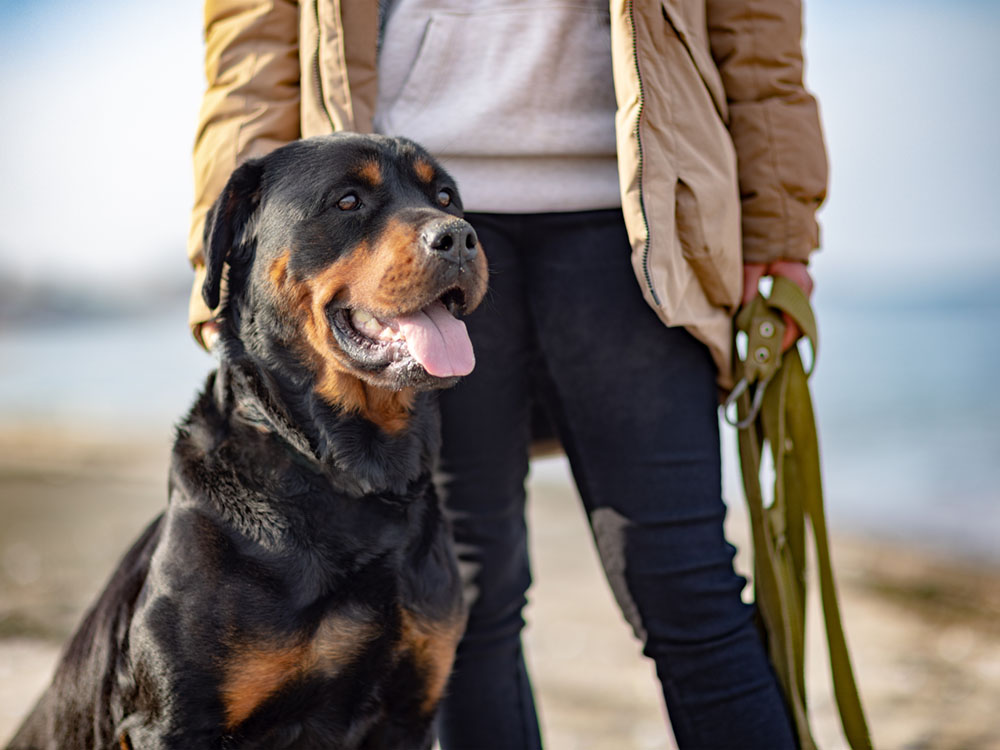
[356,160,382,187]
[413,158,435,184]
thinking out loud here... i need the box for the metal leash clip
[725,292,787,430]
[723,374,770,430]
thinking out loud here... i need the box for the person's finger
[781,312,800,352]
[767,262,811,351]
[742,263,767,305]
[767,260,814,298]
[742,260,813,350]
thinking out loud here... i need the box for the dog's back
[9,518,162,749]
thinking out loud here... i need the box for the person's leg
[434,213,542,750]
[523,209,796,749]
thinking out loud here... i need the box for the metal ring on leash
[723,376,770,430]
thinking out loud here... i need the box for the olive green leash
[724,277,873,749]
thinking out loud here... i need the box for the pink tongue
[394,301,475,377]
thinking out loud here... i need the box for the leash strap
[731,277,873,750]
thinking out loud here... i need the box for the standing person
[188,2,827,748]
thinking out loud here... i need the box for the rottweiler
[7,134,488,750]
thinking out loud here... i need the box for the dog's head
[201,134,488,421]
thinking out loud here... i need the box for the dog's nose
[424,220,478,263]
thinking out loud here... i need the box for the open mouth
[330,288,474,378]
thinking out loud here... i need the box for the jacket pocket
[660,1,728,123]
[675,178,740,309]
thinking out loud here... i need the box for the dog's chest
[218,601,464,742]
[212,499,463,740]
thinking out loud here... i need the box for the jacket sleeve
[706,0,828,264]
[188,0,300,337]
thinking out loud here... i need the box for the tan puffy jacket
[189,0,827,386]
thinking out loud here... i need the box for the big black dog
[8,134,488,750]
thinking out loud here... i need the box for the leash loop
[729,277,872,750]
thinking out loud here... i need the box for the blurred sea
[806,283,1000,562]
[1,280,998,563]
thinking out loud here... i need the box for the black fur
[7,134,488,750]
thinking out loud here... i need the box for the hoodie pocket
[374,6,617,157]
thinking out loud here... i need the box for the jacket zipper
[628,0,660,306]
[313,0,336,131]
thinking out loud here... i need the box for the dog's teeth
[351,309,385,339]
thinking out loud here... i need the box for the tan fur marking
[413,158,435,184]
[222,614,379,729]
[312,612,380,665]
[269,244,416,434]
[269,250,290,289]
[398,609,465,715]
[222,644,307,728]
[357,160,382,187]
[269,216,486,434]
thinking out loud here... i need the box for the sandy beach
[1,424,997,749]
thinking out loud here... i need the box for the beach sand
[1,425,997,749]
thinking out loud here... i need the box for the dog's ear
[202,159,265,310]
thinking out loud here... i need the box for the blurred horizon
[1,0,999,290]
[1,0,999,563]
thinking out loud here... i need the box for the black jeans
[434,210,796,750]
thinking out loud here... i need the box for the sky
[0,0,204,287]
[0,0,998,291]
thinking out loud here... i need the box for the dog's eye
[337,193,360,211]
[436,189,453,208]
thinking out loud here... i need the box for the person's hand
[742,260,814,351]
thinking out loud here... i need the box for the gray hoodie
[374,0,620,213]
